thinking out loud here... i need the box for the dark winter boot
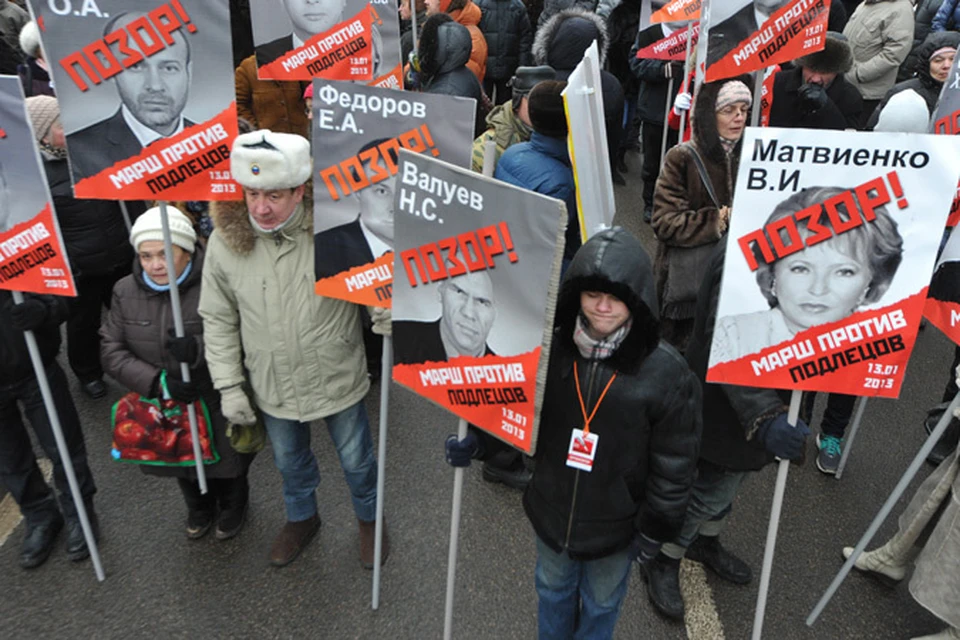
[178,478,217,540]
[65,503,100,562]
[642,553,685,620]
[685,535,752,584]
[214,476,249,541]
[20,512,64,569]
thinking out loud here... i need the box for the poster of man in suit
[27,0,239,200]
[310,80,476,306]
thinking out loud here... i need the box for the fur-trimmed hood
[691,75,751,165]
[533,8,609,74]
[419,13,472,78]
[208,186,314,256]
[555,227,659,373]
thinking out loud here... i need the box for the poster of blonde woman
[707,127,960,397]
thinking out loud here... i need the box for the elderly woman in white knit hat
[100,206,253,541]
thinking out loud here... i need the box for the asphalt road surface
[0,153,953,639]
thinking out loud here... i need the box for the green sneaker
[816,433,843,475]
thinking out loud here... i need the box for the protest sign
[391,150,566,454]
[707,127,960,398]
[651,0,701,23]
[312,81,475,306]
[635,22,700,61]
[29,0,240,201]
[930,50,960,226]
[563,41,615,243]
[0,77,76,296]
[924,229,960,345]
[704,0,829,82]
[369,2,402,89]
[250,0,374,81]
[759,64,778,126]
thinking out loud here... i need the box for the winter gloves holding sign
[5,297,53,332]
[756,413,811,461]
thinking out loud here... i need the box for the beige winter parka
[199,191,369,422]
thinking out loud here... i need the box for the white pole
[443,417,469,640]
[677,22,694,140]
[751,389,802,640]
[119,201,132,234]
[371,334,392,610]
[660,76,675,166]
[157,201,207,494]
[750,70,764,128]
[806,390,960,626]
[835,397,868,480]
[13,290,105,582]
[410,4,419,51]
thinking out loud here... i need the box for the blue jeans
[535,536,634,640]
[262,401,377,522]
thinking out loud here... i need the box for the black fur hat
[795,32,853,75]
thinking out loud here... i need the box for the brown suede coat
[651,77,748,348]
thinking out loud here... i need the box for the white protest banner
[705,0,829,82]
[391,150,565,454]
[311,81,475,307]
[250,0,374,81]
[0,77,76,296]
[563,41,615,243]
[707,128,960,397]
[28,0,240,201]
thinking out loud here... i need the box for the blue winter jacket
[932,0,960,31]
[494,131,580,260]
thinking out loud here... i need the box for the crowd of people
[1,0,959,638]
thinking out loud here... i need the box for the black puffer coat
[769,66,864,130]
[420,14,487,136]
[607,0,641,103]
[533,9,625,171]
[43,156,140,277]
[867,30,960,129]
[476,0,533,81]
[685,239,788,472]
[523,228,702,560]
[0,290,67,385]
[628,23,676,124]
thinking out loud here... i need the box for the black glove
[797,82,828,114]
[756,414,811,460]
[164,374,200,403]
[166,329,198,364]
[6,297,48,331]
[635,533,661,565]
[445,434,479,467]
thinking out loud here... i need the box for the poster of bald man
[249,0,375,82]
[704,0,829,82]
[391,150,567,454]
[0,77,76,296]
[27,0,240,201]
[311,80,476,306]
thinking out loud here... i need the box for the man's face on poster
[754,0,789,17]
[439,270,496,356]
[357,171,396,244]
[284,0,347,37]
[115,26,191,136]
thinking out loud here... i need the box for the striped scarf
[573,314,632,360]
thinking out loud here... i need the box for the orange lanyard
[574,362,617,436]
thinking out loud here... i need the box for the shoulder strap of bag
[682,142,721,209]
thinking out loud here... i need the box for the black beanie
[528,80,568,138]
